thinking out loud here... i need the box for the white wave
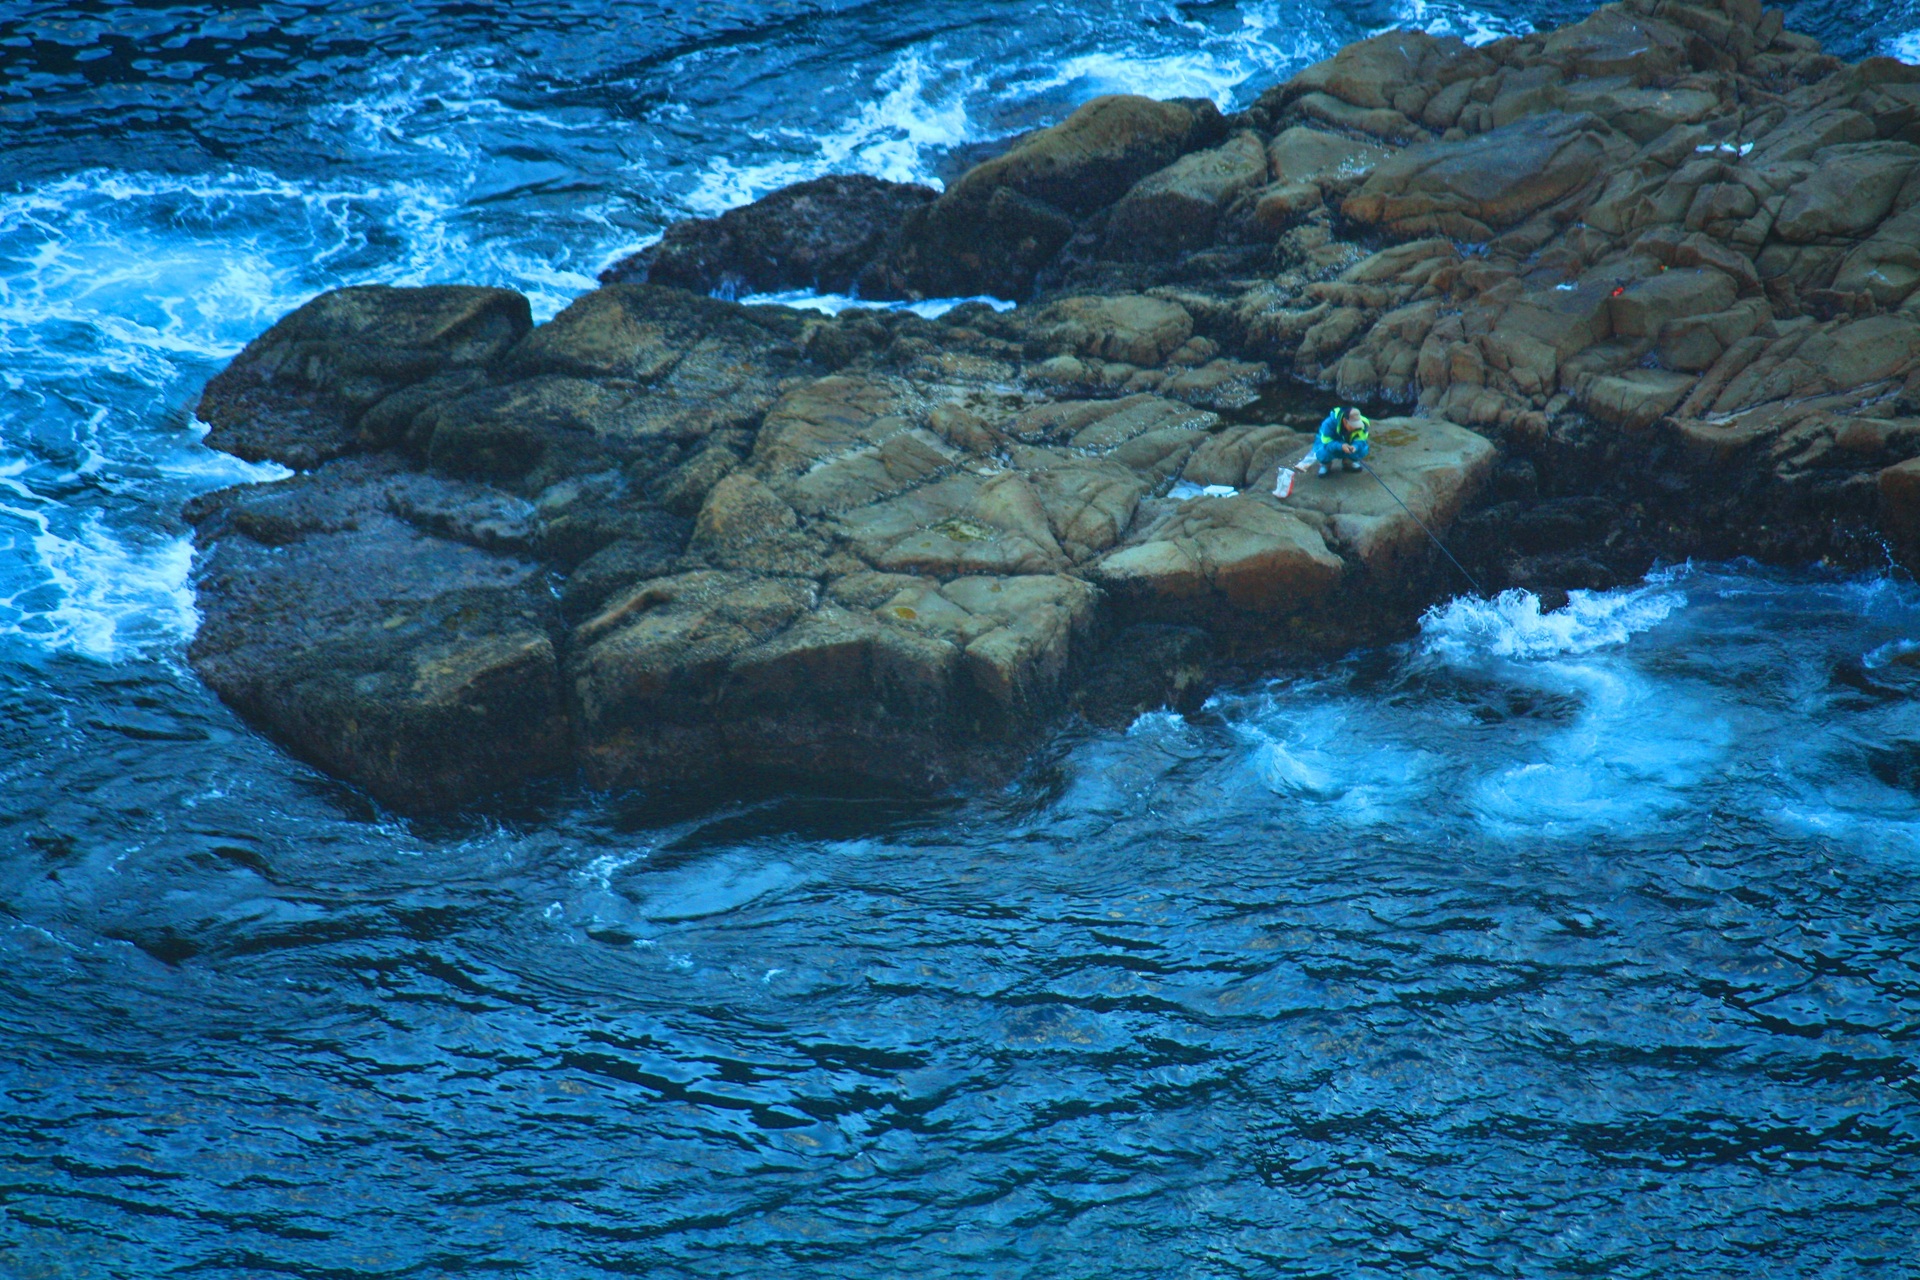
[169,420,297,488]
[739,288,1015,319]
[1200,570,1731,838]
[1864,638,1920,671]
[1418,581,1686,664]
[1031,47,1269,108]
[0,164,589,371]
[0,46,632,668]
[1023,5,1325,109]
[1126,708,1190,737]
[1887,29,1920,64]
[1388,0,1534,46]
[1413,577,1730,836]
[1465,661,1731,837]
[0,508,197,663]
[0,170,376,663]
[634,856,803,922]
[681,4,1331,216]
[1225,688,1440,823]
[304,52,620,319]
[1764,796,1920,858]
[579,846,655,892]
[684,49,979,214]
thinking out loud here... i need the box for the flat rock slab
[1281,417,1497,571]
[1092,494,1345,619]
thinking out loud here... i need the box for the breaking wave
[680,1,1336,213]
[1417,576,1688,663]
[1389,0,1537,44]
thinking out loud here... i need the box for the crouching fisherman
[1314,406,1370,476]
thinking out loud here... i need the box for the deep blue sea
[5,3,1920,1276]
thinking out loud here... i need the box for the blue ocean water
[2,3,1920,1276]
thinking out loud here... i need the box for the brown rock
[946,95,1224,219]
[689,472,829,576]
[198,285,531,469]
[1293,93,1423,144]
[1092,495,1344,618]
[1823,315,1920,389]
[749,376,965,517]
[1282,417,1496,572]
[1538,7,1690,81]
[658,443,741,517]
[1267,126,1392,189]
[1657,298,1772,372]
[1252,181,1326,231]
[1105,130,1269,258]
[1344,112,1629,240]
[1283,28,1478,114]
[1026,295,1196,366]
[1579,369,1697,429]
[1160,358,1271,412]
[1024,459,1150,561]
[832,472,1068,578]
[1609,268,1741,340]
[1772,142,1920,242]
[191,3,1920,815]
[1182,424,1312,490]
[1833,207,1920,307]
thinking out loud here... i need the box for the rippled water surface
[4,2,1920,1276]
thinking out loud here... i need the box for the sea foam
[1417,578,1687,664]
[677,2,1334,217]
[1388,0,1536,46]
[739,289,1016,319]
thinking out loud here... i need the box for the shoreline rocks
[187,0,1920,812]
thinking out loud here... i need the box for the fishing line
[1357,461,1486,597]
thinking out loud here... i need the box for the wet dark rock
[1508,496,1621,555]
[560,535,687,625]
[199,285,531,470]
[1072,623,1215,726]
[630,94,1231,304]
[188,457,569,812]
[598,174,938,298]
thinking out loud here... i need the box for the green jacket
[1317,408,1371,456]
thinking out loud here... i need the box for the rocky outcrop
[598,174,938,298]
[199,285,532,470]
[186,277,1491,810]
[185,456,568,812]
[187,0,1920,811]
[868,93,1228,299]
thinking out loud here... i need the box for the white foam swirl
[1418,580,1687,664]
[739,289,1015,318]
[1388,0,1535,46]
[679,2,1333,215]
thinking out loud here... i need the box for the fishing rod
[1356,461,1487,597]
